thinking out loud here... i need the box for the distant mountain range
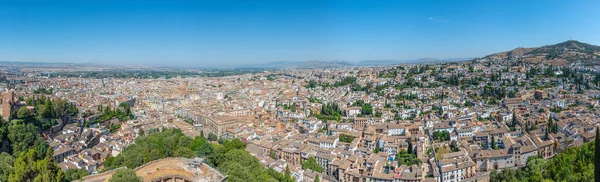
[4,40,598,69]
[355,58,473,66]
[0,61,106,68]
[484,40,600,66]
[240,58,472,69]
[242,61,353,69]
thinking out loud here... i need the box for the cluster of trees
[86,103,133,127]
[104,128,294,182]
[466,77,483,86]
[109,168,142,182]
[378,69,398,78]
[403,77,419,87]
[267,166,295,182]
[489,71,502,82]
[481,85,507,100]
[0,114,71,181]
[490,157,548,182]
[432,130,450,141]
[338,134,354,143]
[25,96,78,119]
[0,110,70,182]
[445,74,462,86]
[6,120,47,158]
[317,102,342,121]
[546,117,559,139]
[397,141,421,166]
[449,141,460,152]
[523,121,538,134]
[21,96,78,130]
[183,117,194,125]
[491,140,595,181]
[64,168,90,181]
[305,77,357,89]
[507,113,518,132]
[33,88,53,95]
[321,102,341,116]
[301,157,324,173]
[490,136,499,150]
[305,80,318,89]
[103,129,202,170]
[406,65,431,78]
[282,103,297,112]
[307,97,321,103]
[351,82,373,93]
[351,100,373,116]
[8,148,64,182]
[594,72,600,86]
[328,77,357,88]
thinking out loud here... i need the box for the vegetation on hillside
[301,157,324,173]
[104,128,295,182]
[491,140,595,182]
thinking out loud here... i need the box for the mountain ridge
[484,40,600,65]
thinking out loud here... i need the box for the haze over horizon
[1,0,600,67]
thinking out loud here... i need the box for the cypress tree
[491,135,496,150]
[407,140,413,154]
[594,127,600,182]
[284,165,293,182]
[548,117,554,133]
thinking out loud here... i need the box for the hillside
[485,40,600,66]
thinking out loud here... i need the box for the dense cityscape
[0,40,597,181]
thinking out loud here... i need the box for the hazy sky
[1,0,600,67]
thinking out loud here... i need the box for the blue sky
[1,0,599,67]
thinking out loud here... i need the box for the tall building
[1,90,15,121]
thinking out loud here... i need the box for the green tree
[548,117,554,133]
[16,107,31,119]
[189,136,213,158]
[450,140,459,152]
[269,150,278,160]
[491,135,497,150]
[361,104,373,115]
[8,148,64,182]
[339,134,355,143]
[301,157,324,173]
[314,175,320,182]
[7,120,44,156]
[396,149,421,166]
[493,138,595,182]
[109,168,142,182]
[173,147,195,158]
[432,130,450,141]
[208,133,218,141]
[0,152,15,182]
[284,165,294,182]
[594,127,600,182]
[33,148,64,182]
[216,149,277,182]
[526,157,547,182]
[64,168,90,181]
[407,140,413,154]
[104,129,198,170]
[8,149,36,182]
[106,129,285,182]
